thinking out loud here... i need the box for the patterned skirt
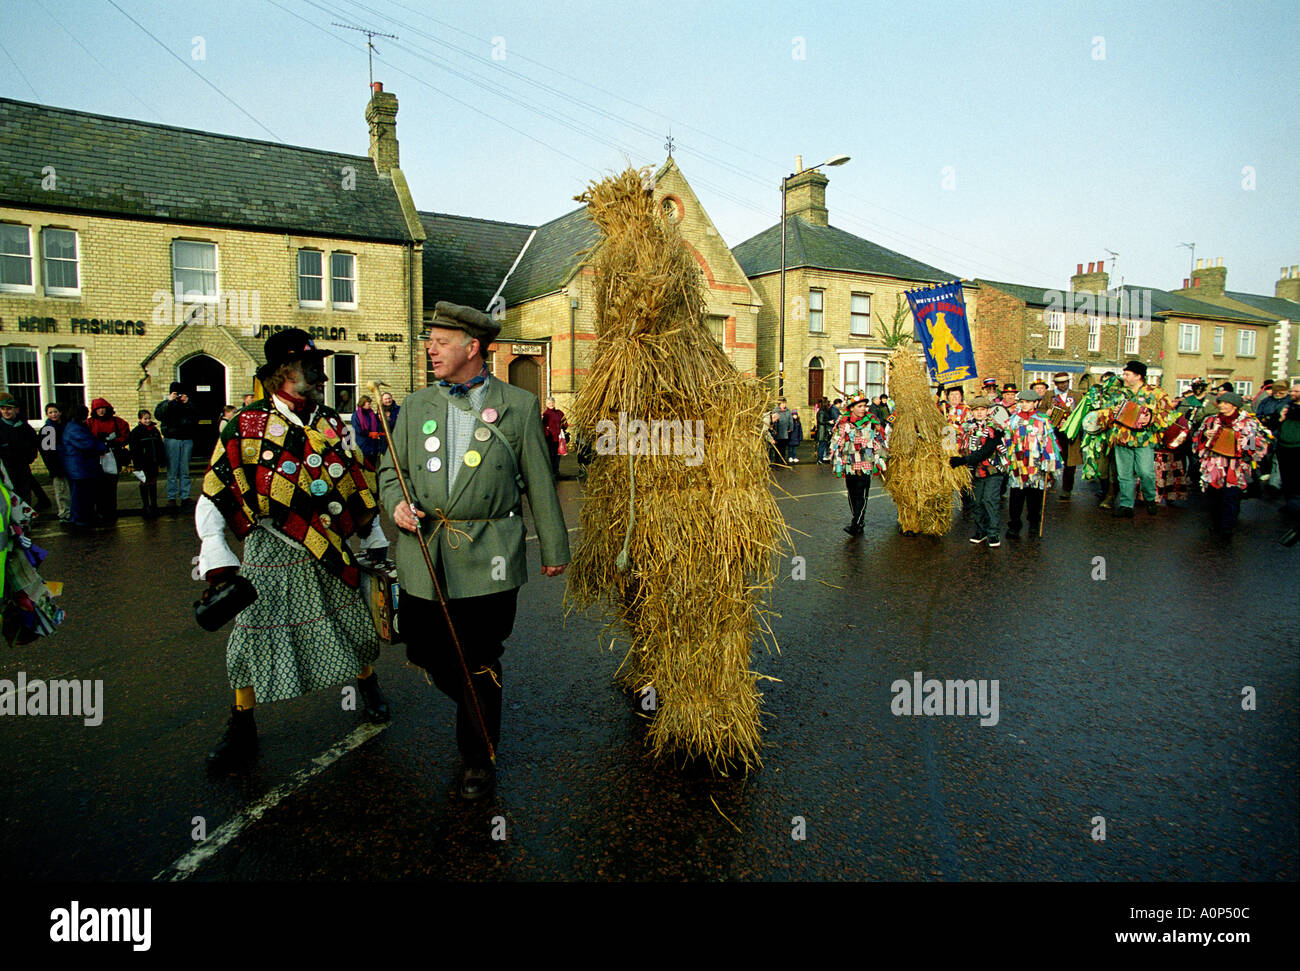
[1154,449,1188,501]
[226,528,379,702]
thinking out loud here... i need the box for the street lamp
[779,154,850,398]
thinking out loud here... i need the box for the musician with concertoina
[1193,392,1271,537]
[1092,360,1172,519]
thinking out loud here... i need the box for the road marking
[153,721,389,882]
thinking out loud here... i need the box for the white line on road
[153,721,389,882]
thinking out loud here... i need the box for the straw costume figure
[875,301,970,535]
[565,168,788,773]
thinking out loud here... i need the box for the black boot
[358,672,390,724]
[206,706,257,773]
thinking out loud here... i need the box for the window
[2,347,40,417]
[850,293,871,336]
[331,253,356,308]
[41,228,80,295]
[1235,380,1253,397]
[50,349,86,409]
[0,223,34,292]
[1047,311,1065,350]
[1213,326,1224,355]
[172,240,218,302]
[1124,318,1139,354]
[1237,329,1256,356]
[298,250,324,307]
[863,361,886,400]
[1177,379,1195,395]
[707,315,726,346]
[1087,315,1100,352]
[1178,323,1200,353]
[330,352,357,413]
[808,288,824,333]
[844,361,859,394]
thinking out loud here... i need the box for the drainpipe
[569,294,578,395]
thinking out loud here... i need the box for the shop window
[42,228,80,295]
[0,223,34,292]
[2,347,40,417]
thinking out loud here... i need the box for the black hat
[169,381,186,393]
[257,328,333,381]
[423,301,501,347]
[1123,360,1148,379]
[1217,391,1245,408]
[1002,383,1018,392]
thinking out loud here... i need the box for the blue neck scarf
[440,366,489,398]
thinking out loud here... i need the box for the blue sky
[2,0,1297,294]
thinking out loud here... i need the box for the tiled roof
[1224,290,1300,320]
[978,279,1277,325]
[975,279,1061,307]
[0,98,413,242]
[1143,286,1276,323]
[498,206,600,306]
[733,217,956,282]
[419,211,532,311]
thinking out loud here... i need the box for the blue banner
[905,281,977,386]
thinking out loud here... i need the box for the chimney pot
[1216,257,1223,267]
[1076,263,1083,275]
[795,154,803,173]
[1097,260,1104,273]
[371,81,383,93]
[1194,277,1202,287]
[1087,262,1095,273]
[1292,264,1298,274]
[1183,278,1189,288]
[1196,258,1204,269]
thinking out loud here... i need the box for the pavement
[2,447,1296,882]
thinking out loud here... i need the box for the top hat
[257,328,334,381]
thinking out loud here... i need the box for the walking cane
[366,381,495,763]
[1039,476,1049,537]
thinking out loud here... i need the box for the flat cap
[1217,391,1245,408]
[1017,389,1041,402]
[425,300,500,347]
[969,396,992,408]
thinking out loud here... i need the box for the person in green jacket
[379,301,570,801]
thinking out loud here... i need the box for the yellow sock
[234,687,256,711]
[358,665,374,680]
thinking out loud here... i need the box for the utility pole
[1178,242,1196,283]
[332,23,398,88]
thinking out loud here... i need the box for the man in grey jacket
[379,302,570,800]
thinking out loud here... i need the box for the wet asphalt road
[2,451,1297,882]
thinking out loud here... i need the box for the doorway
[508,355,541,400]
[178,354,227,461]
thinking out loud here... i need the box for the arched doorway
[807,357,824,406]
[508,355,541,400]
[178,354,227,461]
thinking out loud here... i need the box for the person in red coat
[541,397,567,477]
[86,397,131,525]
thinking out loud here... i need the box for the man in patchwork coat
[380,301,570,801]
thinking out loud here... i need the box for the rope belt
[424,508,514,550]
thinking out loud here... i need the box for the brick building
[420,157,760,410]
[1169,258,1299,391]
[732,162,976,407]
[0,88,424,456]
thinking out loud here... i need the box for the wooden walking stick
[366,381,495,763]
[1039,476,1049,537]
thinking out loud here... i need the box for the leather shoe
[357,672,390,723]
[207,706,257,773]
[1113,506,1135,518]
[459,764,495,801]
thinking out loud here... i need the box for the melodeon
[1114,400,1150,429]
[1208,425,1239,458]
[1049,406,1070,429]
[1161,416,1190,450]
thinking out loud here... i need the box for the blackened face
[290,360,327,407]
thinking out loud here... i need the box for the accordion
[1049,406,1069,429]
[1114,400,1150,429]
[1208,426,1239,458]
[1161,416,1190,450]
[359,556,402,645]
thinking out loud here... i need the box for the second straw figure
[564,168,789,773]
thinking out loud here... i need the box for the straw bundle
[880,346,970,535]
[564,168,788,772]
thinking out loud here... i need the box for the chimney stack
[1277,262,1300,302]
[784,166,830,227]
[1071,258,1109,294]
[366,82,400,174]
[1190,256,1227,297]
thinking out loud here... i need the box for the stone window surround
[0,222,35,294]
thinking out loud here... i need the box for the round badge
[309,479,329,496]
[328,463,344,479]
[319,514,332,529]
[481,408,498,424]
[327,501,343,515]
[474,427,491,442]
[424,435,441,452]
[306,453,323,468]
[422,419,438,434]
[261,449,274,461]
[280,460,298,475]
[323,427,337,439]
[464,449,482,468]
[267,422,286,438]
[426,456,442,473]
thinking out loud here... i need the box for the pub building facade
[0,88,424,458]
